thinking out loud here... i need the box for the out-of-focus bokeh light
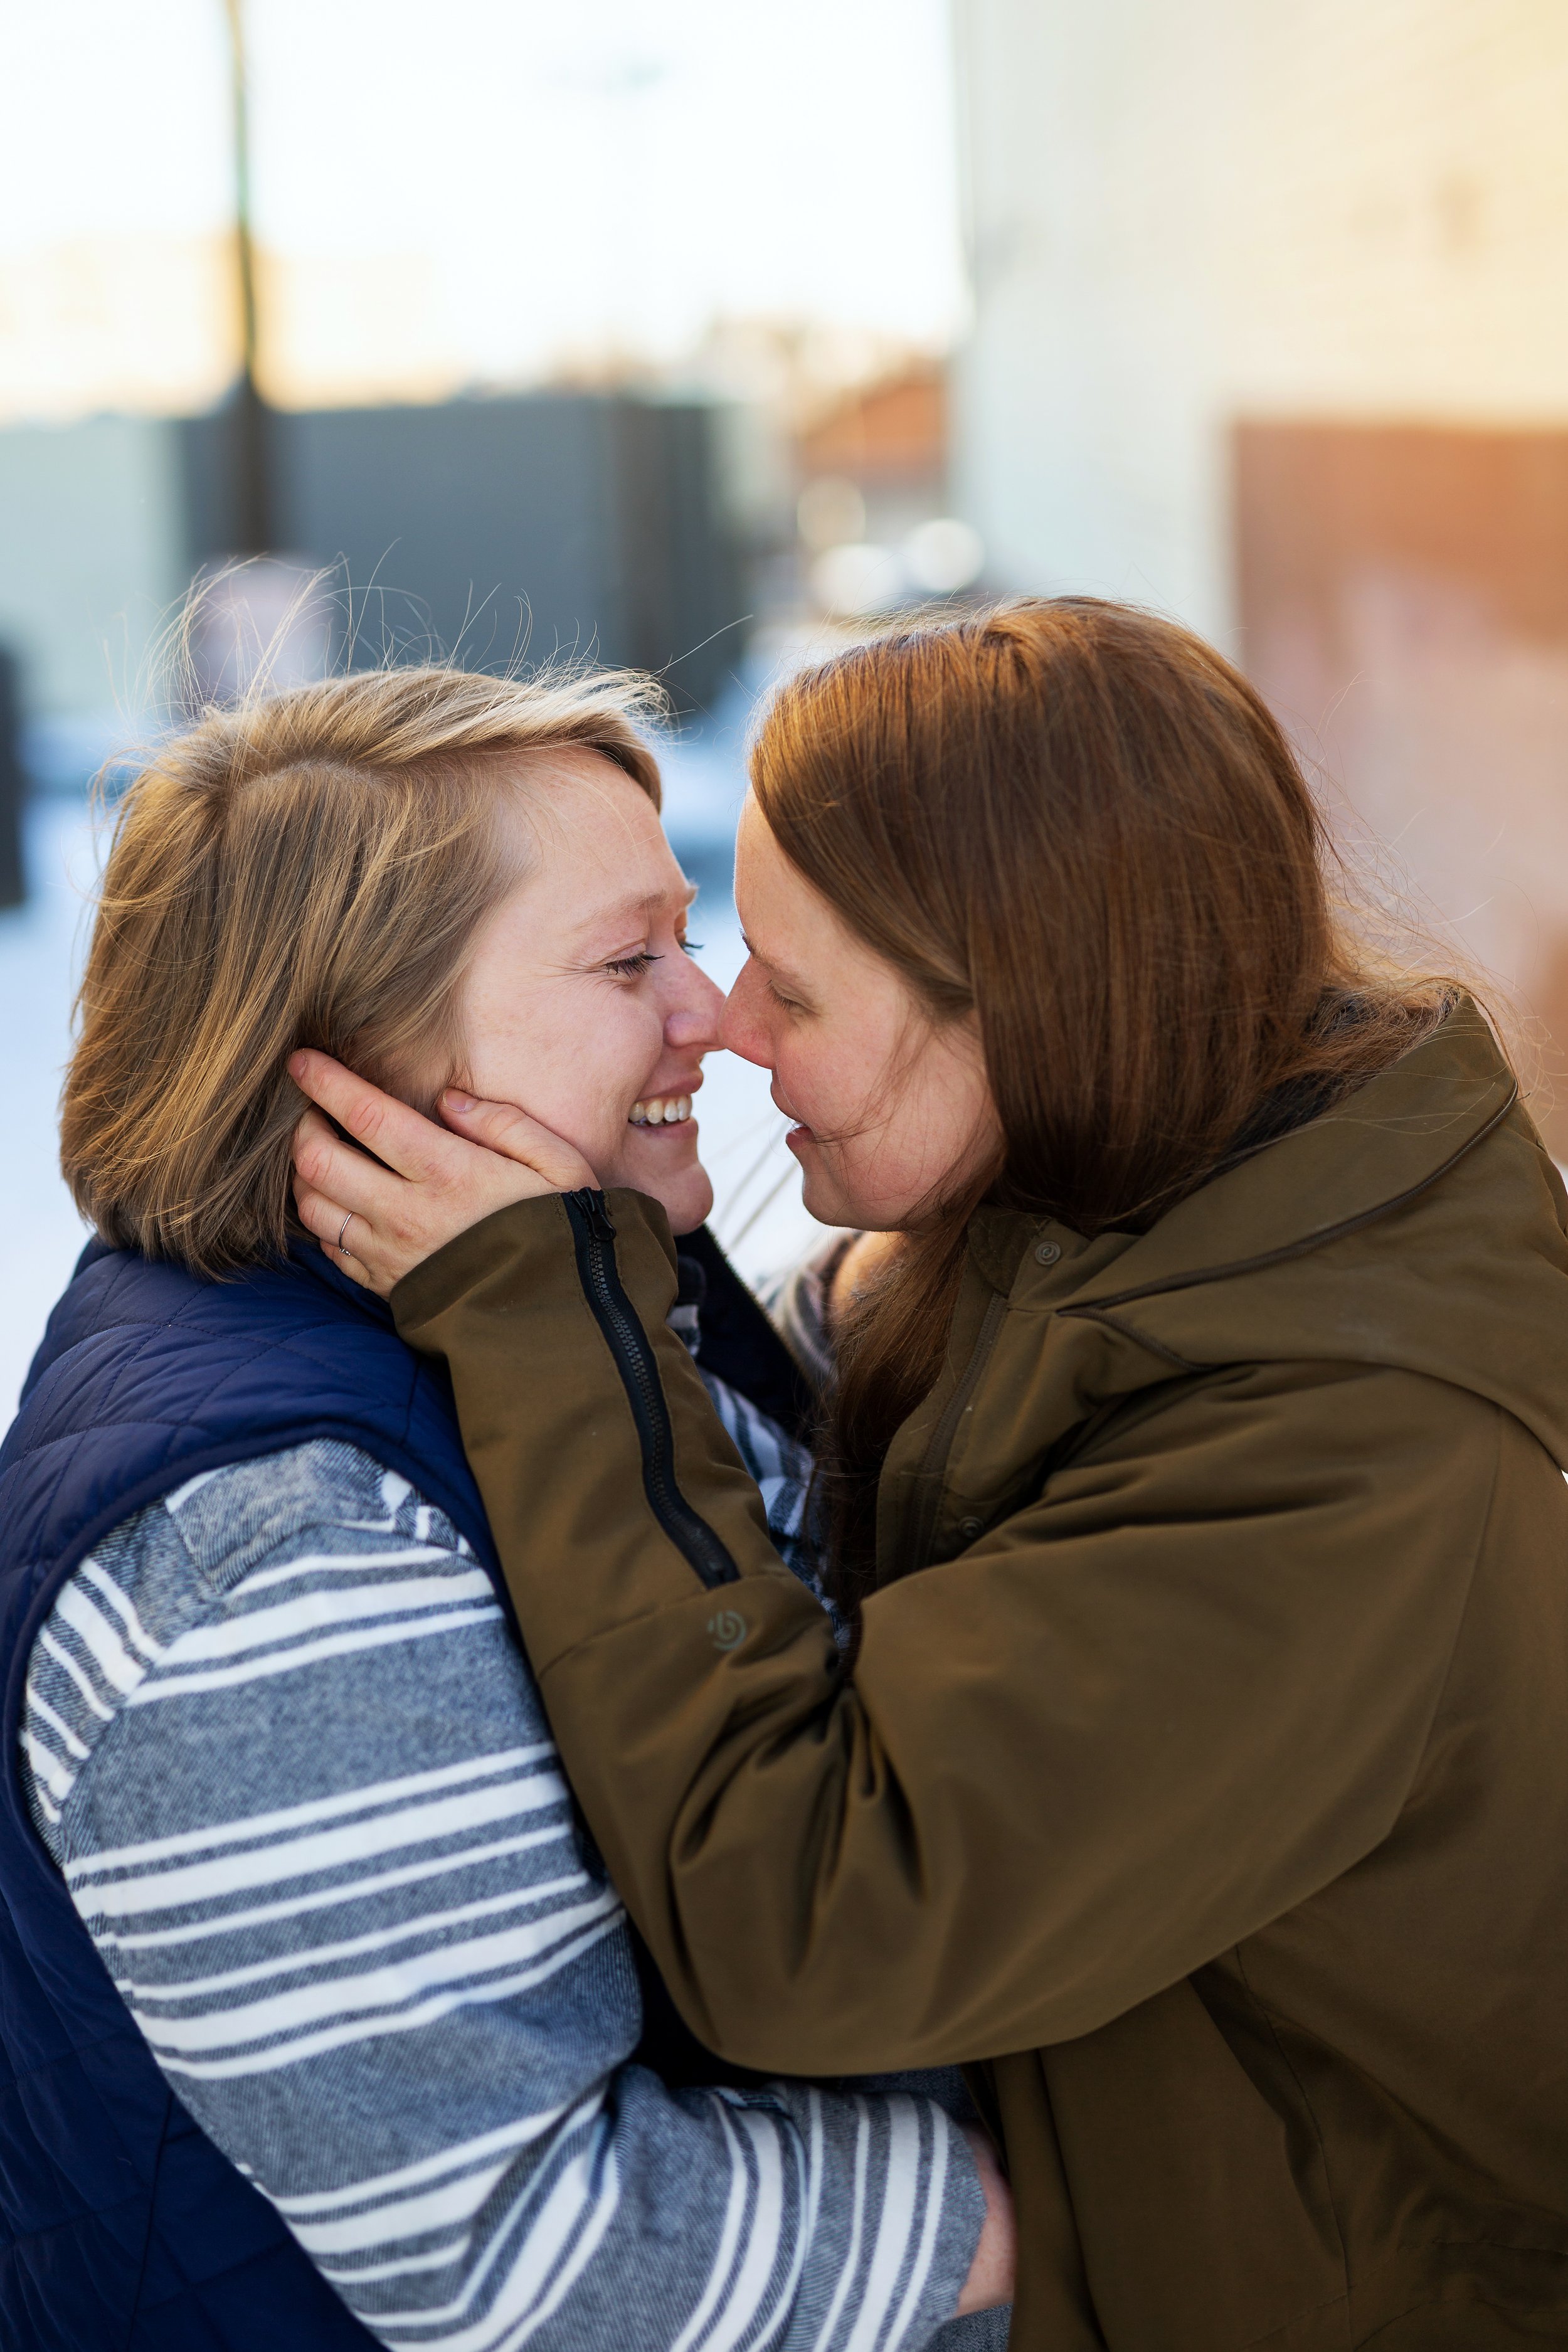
[810,541,907,619]
[903,517,984,595]
[809,520,985,616]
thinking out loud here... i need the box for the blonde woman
[0,668,1010,2352]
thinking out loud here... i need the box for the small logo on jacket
[707,1610,746,1651]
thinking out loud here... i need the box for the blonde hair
[61,664,664,1278]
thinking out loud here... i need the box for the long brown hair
[62,662,662,1278]
[749,597,1453,1595]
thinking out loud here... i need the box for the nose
[664,951,726,1054]
[718,957,772,1070]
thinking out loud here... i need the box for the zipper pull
[566,1186,617,1242]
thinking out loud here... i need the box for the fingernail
[288,1052,309,1079]
[442,1088,477,1112]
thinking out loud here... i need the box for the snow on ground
[0,710,820,1431]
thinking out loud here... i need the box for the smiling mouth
[628,1093,693,1128]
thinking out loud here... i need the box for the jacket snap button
[959,1516,984,1540]
[1034,1239,1061,1265]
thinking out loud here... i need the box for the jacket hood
[965,1000,1568,1473]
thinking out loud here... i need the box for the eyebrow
[740,931,813,998]
[568,881,699,941]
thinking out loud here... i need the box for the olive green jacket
[393,1004,1568,2349]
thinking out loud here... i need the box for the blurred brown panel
[1237,423,1568,647]
[800,366,947,487]
[1235,420,1568,1153]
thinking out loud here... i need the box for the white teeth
[628,1094,693,1128]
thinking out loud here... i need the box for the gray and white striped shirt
[19,1406,983,2352]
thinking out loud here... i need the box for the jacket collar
[967,999,1516,1311]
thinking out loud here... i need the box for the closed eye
[605,950,661,979]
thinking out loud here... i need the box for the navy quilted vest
[0,1238,500,2351]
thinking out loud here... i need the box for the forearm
[393,1194,1142,2070]
[393,1190,936,2070]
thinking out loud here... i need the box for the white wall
[950,0,1568,638]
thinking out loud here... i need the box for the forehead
[734,794,830,936]
[504,747,687,919]
[734,791,901,998]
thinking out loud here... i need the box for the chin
[664,1166,716,1236]
[611,1150,714,1237]
[797,1154,854,1232]
[796,1136,904,1234]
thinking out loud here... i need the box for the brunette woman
[292,600,1568,2352]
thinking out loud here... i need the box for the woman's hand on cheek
[289,1050,597,1298]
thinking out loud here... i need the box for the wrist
[955,2123,1015,2316]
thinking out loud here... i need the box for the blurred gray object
[0,648,27,909]
[184,557,332,709]
[179,392,744,711]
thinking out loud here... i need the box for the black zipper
[562,1189,740,1590]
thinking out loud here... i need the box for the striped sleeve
[21,1439,983,2352]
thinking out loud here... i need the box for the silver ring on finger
[337,1211,355,1257]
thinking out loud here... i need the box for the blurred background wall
[3,0,1567,1413]
[952,0,1568,1143]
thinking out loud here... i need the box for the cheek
[851,1044,993,1209]
[466,996,654,1157]
[797,1044,956,1206]
[575,1004,662,1136]
[782,1029,884,1144]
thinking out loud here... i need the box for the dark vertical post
[0,648,26,912]
[223,0,272,555]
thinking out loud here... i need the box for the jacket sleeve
[391,1187,1496,2075]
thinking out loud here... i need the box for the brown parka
[392,1004,1568,2349]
